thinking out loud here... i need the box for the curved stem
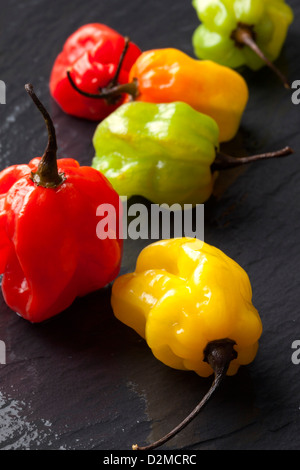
[25,84,65,188]
[66,36,139,103]
[110,36,131,88]
[231,23,290,89]
[132,339,237,451]
[211,146,293,172]
[67,70,139,102]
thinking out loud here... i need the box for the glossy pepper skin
[192,0,294,71]
[0,85,123,323]
[49,23,141,121]
[111,238,263,378]
[92,101,219,206]
[125,48,249,142]
[91,101,293,207]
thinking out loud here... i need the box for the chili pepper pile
[0,0,297,453]
[53,31,249,142]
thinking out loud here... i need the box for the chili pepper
[67,47,249,142]
[111,237,263,450]
[0,84,123,323]
[91,101,293,207]
[49,23,141,121]
[192,0,294,89]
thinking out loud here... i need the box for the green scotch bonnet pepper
[91,101,292,207]
[92,101,219,206]
[192,0,294,88]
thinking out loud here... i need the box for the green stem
[25,84,65,188]
[132,339,237,451]
[211,146,293,172]
[231,22,290,89]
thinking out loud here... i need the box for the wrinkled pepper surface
[50,23,141,121]
[92,101,293,207]
[111,237,263,378]
[125,48,249,142]
[0,84,122,323]
[68,47,248,142]
[192,0,294,87]
[92,101,219,206]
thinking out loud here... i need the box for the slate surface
[0,0,299,451]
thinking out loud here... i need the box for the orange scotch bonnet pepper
[67,47,249,142]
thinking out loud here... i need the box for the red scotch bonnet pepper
[49,23,141,120]
[0,84,123,323]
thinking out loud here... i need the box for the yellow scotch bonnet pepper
[111,237,263,450]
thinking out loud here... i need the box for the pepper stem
[110,36,131,88]
[66,36,139,103]
[231,23,290,89]
[211,146,293,172]
[67,71,139,102]
[132,339,237,451]
[25,84,65,188]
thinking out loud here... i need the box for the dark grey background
[0,0,299,451]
